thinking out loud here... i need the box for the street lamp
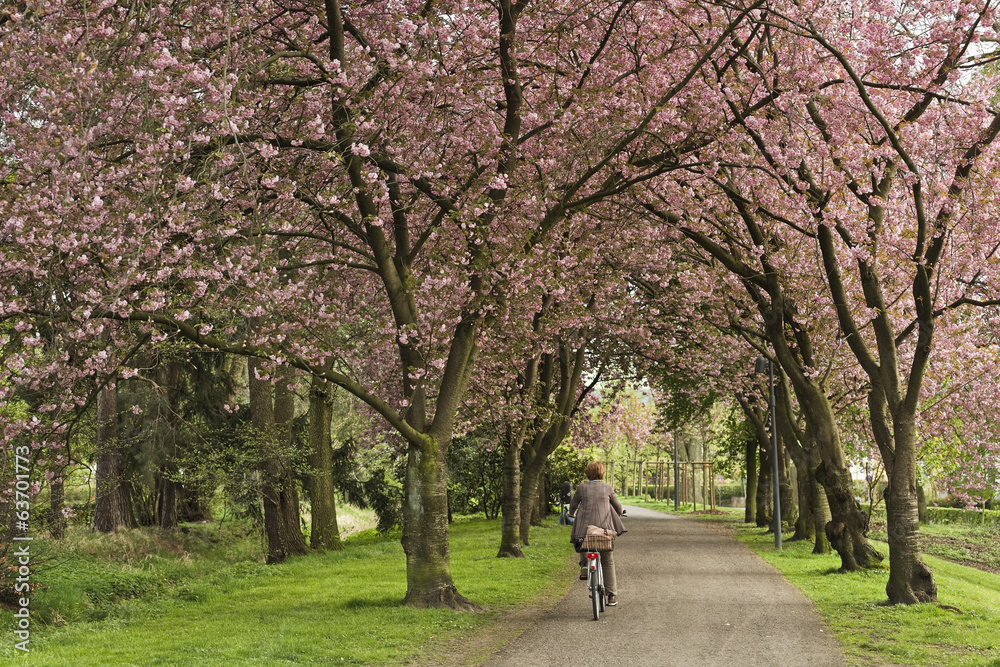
[755,355,782,550]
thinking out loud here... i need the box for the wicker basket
[579,533,614,552]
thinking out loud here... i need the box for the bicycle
[584,547,606,621]
[572,510,624,621]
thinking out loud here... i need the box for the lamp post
[755,355,782,549]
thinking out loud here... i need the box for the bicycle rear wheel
[592,577,600,621]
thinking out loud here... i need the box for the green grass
[0,517,576,665]
[3,521,267,629]
[870,519,1000,572]
[737,534,1000,667]
[627,498,1000,667]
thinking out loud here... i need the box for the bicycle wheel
[597,556,606,612]
[592,575,600,621]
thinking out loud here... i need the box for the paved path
[485,506,846,667]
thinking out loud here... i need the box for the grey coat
[569,480,626,542]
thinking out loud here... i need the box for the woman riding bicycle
[569,461,626,606]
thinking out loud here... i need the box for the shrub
[548,443,587,506]
[448,434,502,519]
[363,465,404,533]
[927,507,1000,529]
[715,483,745,507]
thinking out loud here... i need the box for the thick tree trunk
[796,384,881,570]
[816,213,936,591]
[249,358,308,563]
[308,376,342,551]
[93,382,137,533]
[498,426,524,557]
[883,420,936,603]
[806,444,832,554]
[815,460,881,570]
[773,377,830,553]
[401,436,477,610]
[859,364,936,603]
[759,271,879,569]
[744,438,757,524]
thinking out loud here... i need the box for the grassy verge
[870,519,1000,574]
[625,497,1000,667]
[1,516,575,665]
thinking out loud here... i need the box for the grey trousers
[580,549,617,596]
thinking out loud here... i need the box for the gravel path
[484,506,846,666]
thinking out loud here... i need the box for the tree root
[403,585,483,612]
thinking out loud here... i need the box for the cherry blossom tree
[0,0,765,608]
[641,0,1000,604]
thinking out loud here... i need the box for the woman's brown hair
[585,461,605,480]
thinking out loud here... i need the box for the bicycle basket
[579,533,614,551]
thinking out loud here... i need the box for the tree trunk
[737,396,773,528]
[772,379,808,541]
[308,376,342,551]
[158,474,178,529]
[816,212,936,593]
[793,378,881,570]
[176,484,211,522]
[535,471,547,524]
[273,365,308,556]
[815,460,881,570]
[744,437,757,524]
[882,419,936,603]
[777,433,797,529]
[497,426,525,557]
[517,338,592,546]
[249,358,308,563]
[401,435,477,610]
[787,444,813,543]
[519,436,544,545]
[93,381,137,533]
[806,443,832,554]
[519,420,572,544]
[680,184,882,572]
[49,475,66,539]
[916,483,928,525]
[756,444,772,528]
[754,254,881,569]
[158,361,181,530]
[496,312,545,557]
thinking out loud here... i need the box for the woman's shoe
[607,594,617,606]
